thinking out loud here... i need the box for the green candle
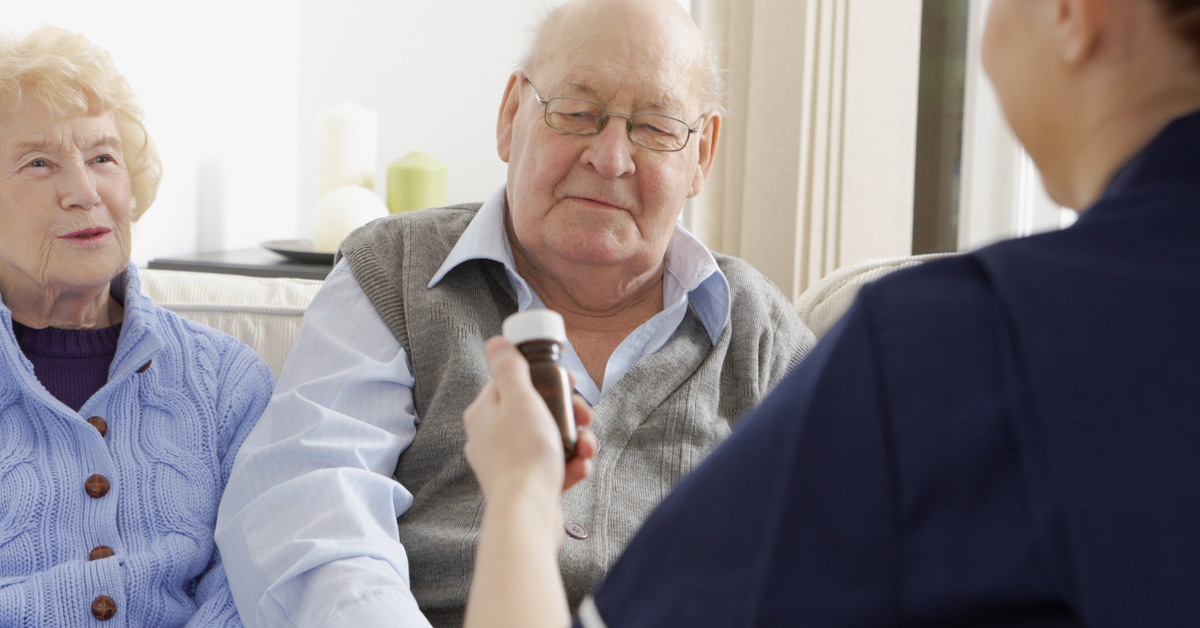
[387,151,447,214]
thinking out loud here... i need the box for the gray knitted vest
[338,204,814,627]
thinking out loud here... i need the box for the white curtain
[691,0,924,299]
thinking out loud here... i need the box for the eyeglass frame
[524,77,704,153]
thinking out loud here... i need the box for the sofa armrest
[794,253,957,340]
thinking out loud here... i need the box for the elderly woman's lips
[60,227,113,243]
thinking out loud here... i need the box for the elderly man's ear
[497,72,522,163]
[689,112,721,198]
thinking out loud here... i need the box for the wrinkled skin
[0,101,131,329]
[494,0,721,386]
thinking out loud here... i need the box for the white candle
[316,100,378,201]
[311,186,389,253]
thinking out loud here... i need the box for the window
[911,0,970,255]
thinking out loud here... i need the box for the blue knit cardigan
[0,264,274,627]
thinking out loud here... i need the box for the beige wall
[692,0,924,299]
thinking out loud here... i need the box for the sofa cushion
[139,269,323,378]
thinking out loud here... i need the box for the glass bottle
[502,310,578,458]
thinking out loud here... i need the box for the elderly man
[216,0,813,626]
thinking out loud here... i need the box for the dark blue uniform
[582,110,1200,627]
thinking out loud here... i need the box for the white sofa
[139,252,955,374]
[140,269,324,378]
[792,253,956,338]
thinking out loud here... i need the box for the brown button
[88,416,108,437]
[136,360,152,373]
[91,595,116,621]
[565,521,589,540]
[89,546,114,561]
[85,475,110,498]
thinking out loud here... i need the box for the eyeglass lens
[545,97,690,151]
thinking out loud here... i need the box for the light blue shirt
[216,184,730,627]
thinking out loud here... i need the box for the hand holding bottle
[464,336,597,503]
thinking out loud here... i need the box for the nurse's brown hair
[1154,0,1200,57]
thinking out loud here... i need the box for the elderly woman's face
[0,102,131,295]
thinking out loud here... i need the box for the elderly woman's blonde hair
[0,27,161,220]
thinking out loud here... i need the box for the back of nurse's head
[981,0,1200,209]
[1155,0,1200,53]
[0,27,161,219]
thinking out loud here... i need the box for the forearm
[465,483,571,628]
[215,263,426,626]
[216,469,424,627]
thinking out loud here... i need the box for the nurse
[460,0,1200,626]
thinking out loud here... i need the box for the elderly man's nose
[60,163,102,210]
[581,118,636,178]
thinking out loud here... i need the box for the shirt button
[85,475,110,498]
[136,360,152,373]
[89,546,115,561]
[87,416,109,437]
[565,521,589,540]
[91,595,116,620]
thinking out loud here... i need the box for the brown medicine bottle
[502,310,578,458]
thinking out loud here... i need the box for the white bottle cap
[502,309,567,345]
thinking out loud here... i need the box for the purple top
[12,320,121,412]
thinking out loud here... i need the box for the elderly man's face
[498,7,717,292]
[0,102,132,296]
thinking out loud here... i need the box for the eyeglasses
[525,78,703,152]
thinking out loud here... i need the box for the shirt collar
[103,264,165,382]
[661,224,730,345]
[428,184,535,311]
[429,184,731,345]
[1090,107,1200,218]
[0,263,163,408]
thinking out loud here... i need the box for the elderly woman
[0,28,271,626]
[461,0,1200,626]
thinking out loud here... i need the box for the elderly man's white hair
[517,0,727,115]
